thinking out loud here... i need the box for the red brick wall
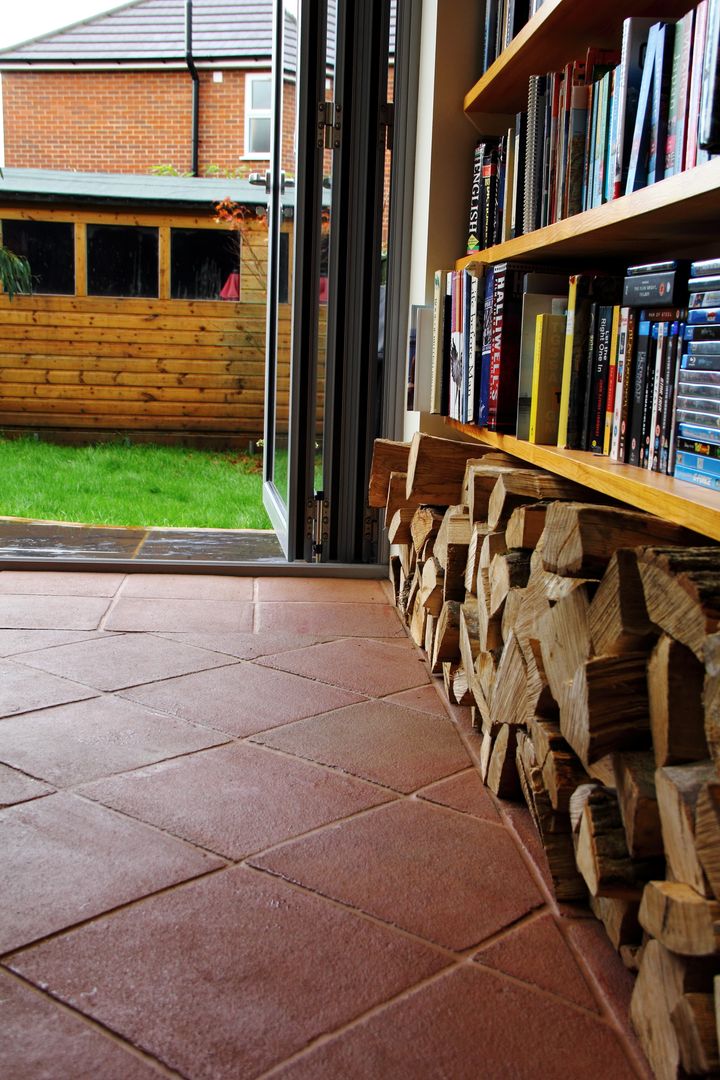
[1,68,294,176]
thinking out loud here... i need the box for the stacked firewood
[371,431,720,1079]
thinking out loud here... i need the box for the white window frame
[244,73,272,159]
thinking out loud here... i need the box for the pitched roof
[0,0,296,66]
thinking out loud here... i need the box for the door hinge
[306,490,330,561]
[380,102,394,151]
[318,101,342,150]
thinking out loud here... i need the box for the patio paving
[0,570,650,1078]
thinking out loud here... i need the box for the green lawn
[0,437,273,530]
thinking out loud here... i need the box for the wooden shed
[0,168,294,446]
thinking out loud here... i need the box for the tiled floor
[0,571,650,1079]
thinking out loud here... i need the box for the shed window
[245,74,272,156]
[2,219,74,295]
[87,224,158,297]
[171,228,240,300]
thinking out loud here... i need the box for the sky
[0,1,130,50]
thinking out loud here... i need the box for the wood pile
[371,431,720,1080]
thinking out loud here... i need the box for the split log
[613,751,664,860]
[387,507,415,545]
[406,566,421,619]
[477,567,503,653]
[464,461,518,523]
[405,432,508,505]
[637,546,720,660]
[560,652,651,768]
[410,505,444,555]
[704,633,720,773]
[500,587,525,641]
[570,785,655,899]
[696,782,720,901]
[639,880,720,956]
[424,612,435,658]
[487,723,522,799]
[516,732,587,901]
[631,939,718,1080]
[671,992,720,1075]
[431,600,462,671]
[505,500,553,550]
[538,585,594,713]
[589,894,642,951]
[479,730,493,782]
[475,650,498,717]
[586,755,618,789]
[525,639,558,721]
[369,438,410,507]
[443,661,473,706]
[656,762,716,897]
[458,603,480,682]
[420,557,444,617]
[530,717,589,813]
[408,591,427,648]
[542,504,701,578]
[399,541,415,580]
[479,529,507,570]
[384,472,414,528]
[488,549,532,617]
[464,522,490,595]
[490,633,528,729]
[486,471,590,530]
[434,505,470,568]
[648,635,707,767]
[389,554,401,603]
[588,548,659,655]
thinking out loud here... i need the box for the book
[529,312,567,443]
[664,9,694,177]
[627,260,682,275]
[566,74,590,216]
[465,265,485,423]
[410,305,435,414]
[690,291,720,308]
[648,21,675,185]
[699,0,720,152]
[628,310,653,466]
[683,353,720,370]
[641,322,659,467]
[586,303,614,453]
[614,18,658,198]
[677,434,720,456]
[524,75,548,234]
[487,260,540,431]
[612,306,636,461]
[511,110,527,239]
[659,319,682,471]
[647,319,668,470]
[674,462,720,489]
[501,125,516,243]
[686,0,710,168]
[689,308,720,324]
[482,145,501,250]
[676,448,720,476]
[603,305,622,454]
[466,143,485,255]
[430,270,448,415]
[478,265,496,426]
[515,276,569,439]
[689,274,720,292]
[691,257,720,276]
[623,269,688,306]
[685,323,720,339]
[449,270,464,421]
[687,341,720,355]
[625,23,659,194]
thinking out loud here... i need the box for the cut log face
[542,504,702,578]
[464,462,517,523]
[477,567,503,653]
[369,439,410,507]
[487,723,522,799]
[420,557,445,617]
[475,650,498,714]
[490,633,528,729]
[613,751,664,860]
[637,546,720,661]
[479,530,508,570]
[530,717,590,813]
[671,992,720,1075]
[696,782,720,902]
[388,507,415,545]
[639,879,720,956]
[572,785,654,899]
[443,661,473,706]
[505,501,553,551]
[409,590,427,648]
[704,633,720,773]
[434,505,471,568]
[538,586,593,714]
[486,471,590,531]
[648,634,707,767]
[431,600,462,670]
[631,939,688,1080]
[464,522,491,595]
[384,472,414,528]
[489,550,532,618]
[405,432,508,505]
[588,548,659,656]
[410,506,444,555]
[560,652,651,768]
[656,762,717,898]
[589,894,642,950]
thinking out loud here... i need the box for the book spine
[622,269,685,306]
[557,274,579,447]
[648,23,675,185]
[686,1,709,169]
[617,308,637,462]
[676,448,720,476]
[689,308,720,324]
[691,257,720,276]
[686,323,720,340]
[566,83,589,216]
[699,0,720,152]
[683,352,720,370]
[466,143,484,255]
[478,267,495,426]
[580,302,599,450]
[604,304,621,454]
[588,304,612,453]
[659,320,682,472]
[677,435,720,458]
[610,306,629,458]
[648,320,668,471]
[641,323,660,466]
[664,15,686,177]
[626,24,658,194]
[674,463,720,489]
[430,271,446,414]
[689,274,720,292]
[628,312,651,466]
[482,148,500,253]
[675,9,695,173]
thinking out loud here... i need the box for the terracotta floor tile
[104,597,254,633]
[153,630,334,659]
[0,763,54,808]
[0,792,222,953]
[118,573,254,601]
[121,662,362,737]
[0,694,228,787]
[385,683,449,716]
[249,800,544,950]
[15,633,234,691]
[418,769,501,822]
[0,970,159,1080]
[0,629,115,657]
[78,742,396,859]
[256,577,390,603]
[0,595,112,630]
[0,571,125,596]
[474,911,599,1011]
[257,637,430,697]
[500,801,556,896]
[270,965,639,1080]
[8,866,449,1080]
[256,601,406,637]
[251,699,469,793]
[0,660,97,718]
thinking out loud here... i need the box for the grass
[0,437,273,530]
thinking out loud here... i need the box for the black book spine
[628,311,652,466]
[589,305,613,453]
[659,321,682,473]
[641,324,659,467]
[580,302,600,450]
[617,308,637,463]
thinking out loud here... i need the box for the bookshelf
[444,0,720,541]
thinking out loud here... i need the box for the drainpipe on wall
[185,0,200,176]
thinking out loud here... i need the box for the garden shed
[0,168,292,446]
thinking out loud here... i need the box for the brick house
[0,0,298,177]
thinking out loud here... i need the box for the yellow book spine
[528,314,545,444]
[556,274,578,447]
[602,304,621,455]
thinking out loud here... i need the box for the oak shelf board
[464,0,697,119]
[444,418,720,542]
[454,159,720,269]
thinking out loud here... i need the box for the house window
[245,74,272,157]
[279,231,289,304]
[87,224,159,297]
[171,228,240,300]
[2,219,74,294]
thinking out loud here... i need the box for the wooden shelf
[445,419,720,542]
[465,0,698,119]
[454,159,720,269]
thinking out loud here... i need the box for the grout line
[0,967,185,1079]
